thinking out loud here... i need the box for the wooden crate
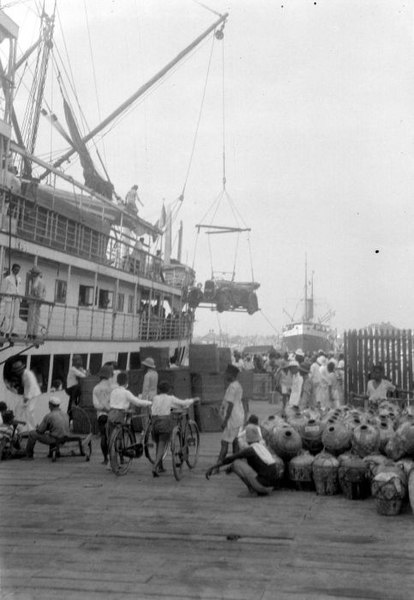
[196,401,222,433]
[157,368,191,399]
[191,373,225,403]
[218,347,232,372]
[238,371,254,399]
[140,346,170,370]
[79,376,100,407]
[189,344,219,374]
[127,369,145,396]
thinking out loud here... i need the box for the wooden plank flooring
[1,400,413,600]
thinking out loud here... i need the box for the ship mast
[20,5,55,177]
[38,12,229,180]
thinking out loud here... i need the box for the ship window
[79,285,94,307]
[98,289,113,309]
[130,352,140,369]
[118,353,128,370]
[127,295,134,313]
[89,354,102,375]
[55,279,67,304]
[117,293,125,312]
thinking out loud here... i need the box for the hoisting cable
[221,29,226,191]
[179,33,215,203]
[232,231,240,281]
[260,309,280,335]
[83,0,107,166]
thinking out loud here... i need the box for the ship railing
[14,302,193,342]
[0,191,170,285]
[0,292,54,344]
[138,315,193,341]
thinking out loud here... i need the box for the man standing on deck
[125,184,144,214]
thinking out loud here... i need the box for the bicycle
[170,407,200,481]
[108,410,151,475]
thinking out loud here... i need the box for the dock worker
[366,365,396,409]
[11,360,41,430]
[150,381,198,477]
[23,396,70,460]
[125,184,144,214]
[215,364,245,468]
[92,365,115,465]
[141,357,158,402]
[206,424,280,496]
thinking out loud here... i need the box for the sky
[4,0,414,339]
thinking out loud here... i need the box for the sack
[19,298,29,321]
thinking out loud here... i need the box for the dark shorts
[152,415,173,435]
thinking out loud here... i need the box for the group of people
[0,262,46,338]
[232,348,346,411]
[91,356,198,477]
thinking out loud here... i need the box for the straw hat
[288,360,300,368]
[142,357,156,369]
[49,396,61,406]
[29,265,42,275]
[295,348,305,357]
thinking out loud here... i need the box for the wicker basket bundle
[377,418,395,453]
[312,451,340,496]
[269,425,302,461]
[362,454,391,480]
[338,453,370,500]
[288,451,315,491]
[322,422,352,456]
[352,424,380,458]
[300,419,324,455]
[371,468,407,516]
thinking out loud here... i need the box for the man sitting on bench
[23,396,70,460]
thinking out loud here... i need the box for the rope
[83,0,107,166]
[221,34,226,190]
[180,34,215,200]
[232,232,240,281]
[259,310,280,335]
[207,235,214,278]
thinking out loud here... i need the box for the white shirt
[67,365,87,388]
[151,393,193,416]
[110,386,152,410]
[93,379,115,417]
[367,379,395,401]
[288,372,303,407]
[22,369,41,399]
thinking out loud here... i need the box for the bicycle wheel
[143,420,156,464]
[109,426,135,475]
[184,420,200,469]
[171,426,184,481]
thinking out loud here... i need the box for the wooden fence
[344,329,413,398]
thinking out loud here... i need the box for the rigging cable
[179,33,215,201]
[83,0,107,166]
[259,309,281,336]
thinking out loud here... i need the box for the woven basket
[371,474,407,516]
[289,452,315,491]
[338,456,370,500]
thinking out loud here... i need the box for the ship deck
[0,400,413,600]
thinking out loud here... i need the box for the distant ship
[282,262,335,354]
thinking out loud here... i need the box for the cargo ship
[282,261,335,354]
[0,6,228,422]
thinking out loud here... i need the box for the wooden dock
[0,400,413,600]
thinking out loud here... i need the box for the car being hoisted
[188,278,260,314]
